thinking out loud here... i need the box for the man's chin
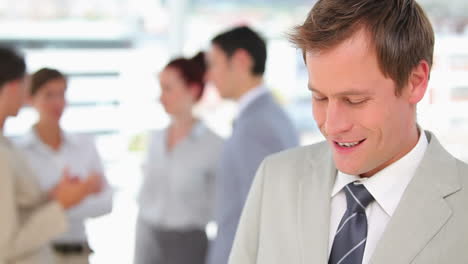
[334,160,364,176]
[337,168,361,176]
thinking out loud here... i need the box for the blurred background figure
[16,68,114,264]
[134,52,224,264]
[0,46,96,264]
[205,26,299,264]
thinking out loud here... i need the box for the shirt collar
[236,84,268,118]
[189,121,206,140]
[21,127,77,150]
[331,128,428,217]
[164,121,206,142]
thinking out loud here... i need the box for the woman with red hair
[135,52,224,264]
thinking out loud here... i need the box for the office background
[1,0,467,262]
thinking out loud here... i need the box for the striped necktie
[328,182,374,264]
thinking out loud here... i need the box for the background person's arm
[66,137,113,219]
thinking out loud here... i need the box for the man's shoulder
[251,141,331,194]
[262,141,330,169]
[241,92,285,117]
[238,94,297,136]
[455,157,468,183]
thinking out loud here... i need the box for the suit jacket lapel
[299,143,336,263]
[369,132,461,264]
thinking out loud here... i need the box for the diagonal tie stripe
[344,183,374,213]
[345,185,365,210]
[335,212,358,235]
[336,238,367,264]
[329,183,374,264]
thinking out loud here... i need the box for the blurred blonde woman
[17,68,113,264]
[135,52,224,264]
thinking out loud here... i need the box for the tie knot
[344,182,374,213]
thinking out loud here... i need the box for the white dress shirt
[329,130,428,264]
[138,121,224,230]
[16,129,113,243]
[236,84,268,118]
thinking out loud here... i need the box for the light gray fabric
[133,219,161,264]
[229,131,468,264]
[138,122,223,229]
[16,130,113,244]
[134,219,208,264]
[207,92,298,264]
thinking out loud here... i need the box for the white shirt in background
[16,129,113,244]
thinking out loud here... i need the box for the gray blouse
[138,122,224,230]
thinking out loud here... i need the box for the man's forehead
[304,29,374,63]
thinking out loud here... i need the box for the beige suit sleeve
[6,201,68,261]
[228,158,267,264]
[4,148,68,261]
[12,148,45,208]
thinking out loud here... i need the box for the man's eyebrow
[308,85,373,97]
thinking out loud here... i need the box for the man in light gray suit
[230,0,468,263]
[205,26,299,264]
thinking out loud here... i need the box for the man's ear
[406,60,430,104]
[231,49,253,73]
[1,80,16,97]
[25,94,33,106]
[188,83,201,101]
